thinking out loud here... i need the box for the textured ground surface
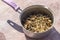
[0,0,60,40]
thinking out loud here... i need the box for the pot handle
[2,0,22,13]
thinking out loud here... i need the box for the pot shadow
[7,20,60,40]
[25,27,60,40]
[7,20,23,33]
[0,32,6,40]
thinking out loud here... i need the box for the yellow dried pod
[48,19,51,22]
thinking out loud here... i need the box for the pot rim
[20,5,54,34]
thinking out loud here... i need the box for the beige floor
[0,0,60,40]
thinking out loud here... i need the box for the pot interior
[20,5,54,28]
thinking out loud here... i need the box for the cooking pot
[2,0,54,38]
